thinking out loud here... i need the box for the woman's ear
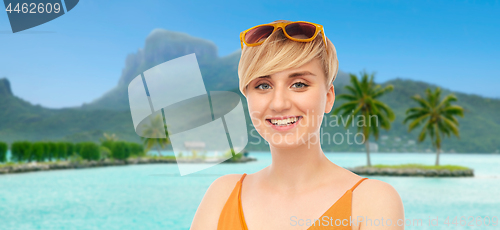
[324,83,335,114]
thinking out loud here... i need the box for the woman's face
[246,58,335,148]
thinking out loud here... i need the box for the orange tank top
[217,173,368,230]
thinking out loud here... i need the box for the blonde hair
[238,19,339,97]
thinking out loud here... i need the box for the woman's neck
[263,133,338,193]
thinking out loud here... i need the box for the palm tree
[140,114,170,157]
[332,71,395,166]
[404,87,464,166]
[99,133,119,159]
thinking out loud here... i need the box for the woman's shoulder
[190,174,245,230]
[210,173,246,194]
[351,178,405,229]
[353,177,401,200]
[203,174,245,206]
[338,166,399,196]
[213,173,246,186]
[202,173,245,205]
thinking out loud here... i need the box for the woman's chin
[271,143,301,149]
[265,137,306,149]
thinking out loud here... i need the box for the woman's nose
[269,85,291,112]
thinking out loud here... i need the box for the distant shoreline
[0,156,257,175]
[346,166,474,177]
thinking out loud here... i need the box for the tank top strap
[350,177,368,192]
[239,173,247,184]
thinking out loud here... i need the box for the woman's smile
[265,115,303,131]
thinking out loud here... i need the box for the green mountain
[376,79,500,153]
[0,29,498,153]
[0,77,136,143]
[80,29,240,111]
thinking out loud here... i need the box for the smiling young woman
[190,20,405,230]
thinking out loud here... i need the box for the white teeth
[270,117,299,126]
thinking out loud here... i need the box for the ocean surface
[0,152,499,230]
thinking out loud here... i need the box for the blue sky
[0,0,499,108]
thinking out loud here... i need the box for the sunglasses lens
[245,25,275,44]
[285,22,317,39]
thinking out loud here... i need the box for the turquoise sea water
[0,152,499,230]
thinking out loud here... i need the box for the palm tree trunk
[365,141,371,167]
[156,144,162,157]
[435,147,440,166]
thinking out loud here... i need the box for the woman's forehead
[262,59,323,79]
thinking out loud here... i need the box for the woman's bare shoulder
[189,174,244,230]
[210,173,246,198]
[355,178,400,193]
[352,178,405,229]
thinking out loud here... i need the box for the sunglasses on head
[240,21,328,55]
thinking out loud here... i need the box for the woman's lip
[265,115,302,121]
[266,116,302,131]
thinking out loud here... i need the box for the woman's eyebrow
[258,71,315,79]
[288,71,316,78]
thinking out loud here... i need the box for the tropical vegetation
[140,114,170,157]
[1,134,145,165]
[404,87,464,165]
[371,163,470,171]
[0,142,7,162]
[223,148,243,162]
[332,71,395,166]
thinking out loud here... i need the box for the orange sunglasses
[240,21,328,55]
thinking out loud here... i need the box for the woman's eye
[292,82,309,89]
[256,83,271,90]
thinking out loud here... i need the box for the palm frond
[442,105,464,117]
[442,116,460,137]
[336,94,358,101]
[332,101,359,115]
[350,74,364,97]
[411,94,431,109]
[407,113,430,132]
[405,107,428,115]
[374,100,396,121]
[372,84,394,99]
